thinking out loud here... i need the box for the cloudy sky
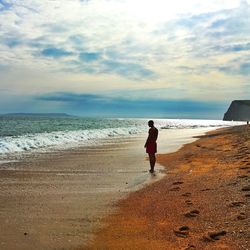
[0,0,250,118]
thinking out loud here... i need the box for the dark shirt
[145,127,158,148]
[148,127,158,142]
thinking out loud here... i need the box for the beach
[85,125,249,250]
[0,125,217,250]
[1,1,250,249]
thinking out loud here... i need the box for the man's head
[148,120,154,127]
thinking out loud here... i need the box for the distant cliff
[223,100,250,122]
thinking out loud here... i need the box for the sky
[0,0,250,118]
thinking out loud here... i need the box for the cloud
[65,46,156,79]
[36,92,108,103]
[156,1,250,59]
[1,33,24,48]
[239,62,250,75]
[34,92,226,118]
[214,43,250,53]
[68,34,87,50]
[101,60,156,80]
[218,57,250,76]
[79,52,101,62]
[41,47,73,58]
[0,63,8,71]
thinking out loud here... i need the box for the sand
[0,128,214,250]
[85,126,250,250]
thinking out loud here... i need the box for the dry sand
[85,126,250,250]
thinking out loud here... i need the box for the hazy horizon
[0,110,228,120]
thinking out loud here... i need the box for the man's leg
[149,153,156,172]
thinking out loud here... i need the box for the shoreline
[84,125,249,250]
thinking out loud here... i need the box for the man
[144,120,158,173]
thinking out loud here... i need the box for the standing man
[144,120,158,173]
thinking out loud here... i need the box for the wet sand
[0,128,213,250]
[85,126,249,250]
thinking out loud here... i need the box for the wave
[159,119,242,129]
[0,119,243,155]
[0,127,143,155]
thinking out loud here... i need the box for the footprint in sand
[185,245,196,250]
[173,181,184,185]
[241,147,249,151]
[202,230,227,242]
[174,226,190,238]
[241,160,249,163]
[170,186,181,191]
[182,192,191,197]
[184,210,200,218]
[185,200,193,206]
[237,175,249,179]
[239,166,250,170]
[241,186,250,192]
[237,212,247,220]
[235,156,242,160]
[227,182,238,186]
[229,201,245,207]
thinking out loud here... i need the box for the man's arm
[144,129,150,148]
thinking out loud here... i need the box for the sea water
[0,115,243,156]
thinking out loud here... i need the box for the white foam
[0,126,143,155]
[158,119,243,129]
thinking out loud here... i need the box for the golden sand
[84,126,250,250]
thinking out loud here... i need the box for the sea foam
[0,127,141,154]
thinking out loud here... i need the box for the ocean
[0,115,242,156]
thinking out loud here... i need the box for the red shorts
[146,141,157,154]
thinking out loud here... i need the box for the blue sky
[0,0,250,118]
